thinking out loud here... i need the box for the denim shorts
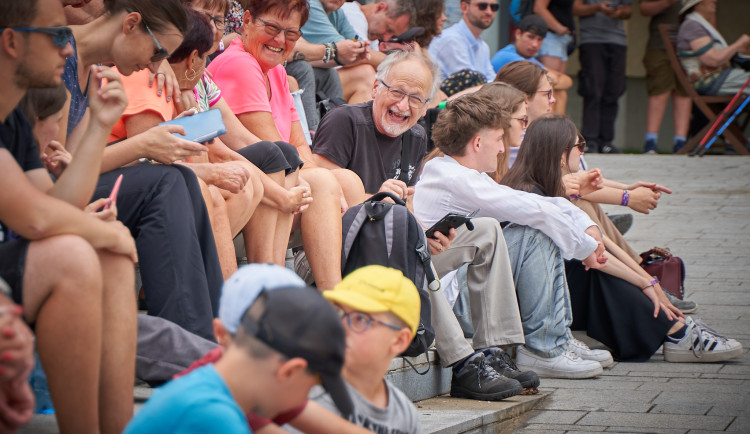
[538,32,573,62]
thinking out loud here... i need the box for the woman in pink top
[208,0,350,290]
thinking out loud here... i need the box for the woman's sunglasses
[0,26,73,48]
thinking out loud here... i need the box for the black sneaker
[450,352,523,401]
[484,347,541,394]
[607,213,633,235]
[599,144,622,154]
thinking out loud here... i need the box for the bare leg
[245,170,285,265]
[297,168,343,290]
[540,56,566,74]
[672,94,692,138]
[338,65,376,104]
[645,92,670,134]
[198,178,237,280]
[23,235,103,434]
[274,171,299,264]
[552,89,568,114]
[96,250,137,434]
[224,162,262,237]
[331,168,367,206]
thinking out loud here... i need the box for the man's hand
[335,40,369,64]
[40,140,72,178]
[378,179,409,200]
[208,162,251,194]
[582,251,606,270]
[87,65,128,130]
[584,225,606,260]
[141,125,208,164]
[627,186,660,214]
[427,228,456,256]
[0,309,33,385]
[148,61,181,103]
[0,381,34,432]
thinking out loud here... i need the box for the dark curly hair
[413,0,445,48]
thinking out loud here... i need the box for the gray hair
[375,50,441,100]
[378,0,417,27]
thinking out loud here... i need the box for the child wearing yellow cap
[285,265,424,434]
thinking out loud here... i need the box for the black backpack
[341,191,439,360]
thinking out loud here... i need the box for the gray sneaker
[664,290,698,314]
[608,213,633,235]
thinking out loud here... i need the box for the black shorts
[236,140,303,176]
[0,238,30,304]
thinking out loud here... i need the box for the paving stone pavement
[515,155,750,434]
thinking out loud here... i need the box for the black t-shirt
[0,108,44,243]
[0,108,44,172]
[311,101,427,194]
[548,0,575,33]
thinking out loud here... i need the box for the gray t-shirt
[578,0,631,46]
[311,101,427,194]
[676,19,711,52]
[641,0,681,51]
[305,379,423,434]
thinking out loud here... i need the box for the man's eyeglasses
[254,17,303,42]
[513,115,529,128]
[471,2,500,12]
[337,308,403,333]
[536,89,553,102]
[379,79,429,110]
[204,12,226,31]
[0,26,73,48]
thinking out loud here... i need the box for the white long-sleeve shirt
[414,156,598,260]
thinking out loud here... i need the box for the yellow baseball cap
[324,265,421,337]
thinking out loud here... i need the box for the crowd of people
[0,0,746,433]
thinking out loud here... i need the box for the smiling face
[113,12,183,75]
[242,9,302,73]
[371,58,432,137]
[192,4,226,55]
[14,0,74,89]
[514,30,544,59]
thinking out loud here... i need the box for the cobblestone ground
[517,155,750,433]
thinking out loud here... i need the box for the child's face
[33,109,64,154]
[261,358,321,418]
[335,304,405,369]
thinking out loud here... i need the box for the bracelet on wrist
[620,189,630,206]
[333,42,344,66]
[570,194,581,199]
[323,43,333,63]
[649,278,659,286]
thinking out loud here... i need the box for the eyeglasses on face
[0,26,73,48]
[471,2,500,12]
[536,89,553,102]
[567,138,585,154]
[336,308,403,333]
[204,12,227,31]
[379,79,429,109]
[513,115,529,128]
[254,17,303,42]
[125,9,169,62]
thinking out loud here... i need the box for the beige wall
[566,0,750,78]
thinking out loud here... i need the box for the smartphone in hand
[425,209,478,239]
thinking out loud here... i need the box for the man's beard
[14,59,60,90]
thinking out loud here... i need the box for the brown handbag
[640,247,685,300]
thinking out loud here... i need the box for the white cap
[218,264,305,334]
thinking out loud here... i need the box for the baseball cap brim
[323,290,391,315]
[320,372,353,418]
[388,27,425,43]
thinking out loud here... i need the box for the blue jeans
[503,224,572,357]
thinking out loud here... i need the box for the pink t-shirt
[207,38,298,142]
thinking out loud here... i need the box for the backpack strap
[398,130,412,183]
[341,205,369,271]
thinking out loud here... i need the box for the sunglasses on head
[0,26,73,48]
[471,2,500,12]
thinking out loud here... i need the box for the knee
[301,168,341,196]
[32,235,103,293]
[349,65,376,87]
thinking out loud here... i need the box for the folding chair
[659,23,749,155]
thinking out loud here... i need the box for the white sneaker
[515,346,603,379]
[567,338,614,368]
[664,317,743,363]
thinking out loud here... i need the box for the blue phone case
[159,109,227,143]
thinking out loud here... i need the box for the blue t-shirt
[491,44,544,73]
[62,36,89,139]
[301,0,357,44]
[428,20,495,82]
[125,365,250,434]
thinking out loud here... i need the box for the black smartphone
[425,209,479,239]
